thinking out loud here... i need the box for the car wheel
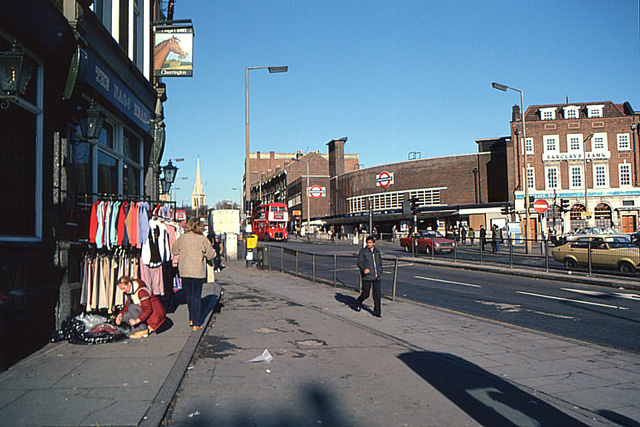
[425,246,432,255]
[619,261,636,274]
[564,258,577,269]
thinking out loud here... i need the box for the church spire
[191,156,206,209]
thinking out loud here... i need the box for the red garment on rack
[89,200,100,243]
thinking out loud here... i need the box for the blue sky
[162,0,640,207]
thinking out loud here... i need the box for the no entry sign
[376,171,394,188]
[308,185,325,199]
[533,199,549,214]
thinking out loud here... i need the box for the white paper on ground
[245,349,273,363]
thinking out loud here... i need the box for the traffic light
[501,204,509,215]
[410,197,419,214]
[560,199,570,212]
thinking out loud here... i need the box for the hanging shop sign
[376,171,394,188]
[153,21,194,77]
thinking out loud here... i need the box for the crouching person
[116,276,167,339]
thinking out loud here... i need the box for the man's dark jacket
[358,246,382,281]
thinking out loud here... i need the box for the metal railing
[401,235,640,278]
[257,245,402,301]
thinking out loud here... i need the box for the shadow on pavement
[334,292,360,312]
[597,410,640,427]
[398,351,589,427]
[181,383,355,427]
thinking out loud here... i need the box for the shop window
[594,203,612,228]
[0,105,38,237]
[570,204,586,230]
[123,129,140,163]
[0,39,42,241]
[73,138,93,194]
[98,151,118,194]
[123,162,141,195]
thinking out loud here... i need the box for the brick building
[247,143,359,227]
[327,137,510,234]
[508,101,639,234]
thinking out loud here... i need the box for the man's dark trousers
[357,279,381,316]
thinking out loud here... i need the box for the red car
[400,230,455,255]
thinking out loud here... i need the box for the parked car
[552,236,640,274]
[563,227,629,243]
[400,230,455,255]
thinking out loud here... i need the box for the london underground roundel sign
[533,199,549,214]
[376,171,394,188]
[308,185,325,199]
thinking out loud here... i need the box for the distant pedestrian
[355,236,383,317]
[468,227,475,246]
[212,235,224,272]
[460,226,467,245]
[480,225,487,251]
[492,224,500,253]
[172,218,216,331]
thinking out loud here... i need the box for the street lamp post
[583,134,594,227]
[492,82,531,253]
[244,65,288,217]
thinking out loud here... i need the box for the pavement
[0,284,222,427]
[1,259,639,426]
[166,262,640,427]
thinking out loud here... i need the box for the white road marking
[517,291,629,310]
[562,288,640,301]
[415,276,481,288]
[475,301,577,319]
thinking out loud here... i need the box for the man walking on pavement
[355,236,383,317]
[480,224,487,251]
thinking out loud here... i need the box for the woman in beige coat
[172,218,215,330]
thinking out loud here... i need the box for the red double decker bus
[251,202,289,241]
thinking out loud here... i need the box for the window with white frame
[567,134,582,152]
[587,105,604,118]
[543,135,559,152]
[563,106,579,119]
[570,165,583,189]
[617,133,630,151]
[545,166,559,189]
[619,164,632,187]
[594,164,608,187]
[526,167,535,189]
[540,107,556,120]
[592,133,607,151]
[525,138,534,154]
[0,43,42,241]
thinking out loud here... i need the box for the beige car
[552,236,640,274]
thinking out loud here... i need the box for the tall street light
[244,65,288,218]
[583,134,594,227]
[492,81,531,253]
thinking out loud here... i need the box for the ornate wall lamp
[0,40,34,109]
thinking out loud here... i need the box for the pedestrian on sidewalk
[492,224,500,253]
[460,225,467,245]
[116,276,167,339]
[355,236,383,317]
[480,225,487,251]
[172,218,216,331]
[468,227,475,246]
[212,235,224,272]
